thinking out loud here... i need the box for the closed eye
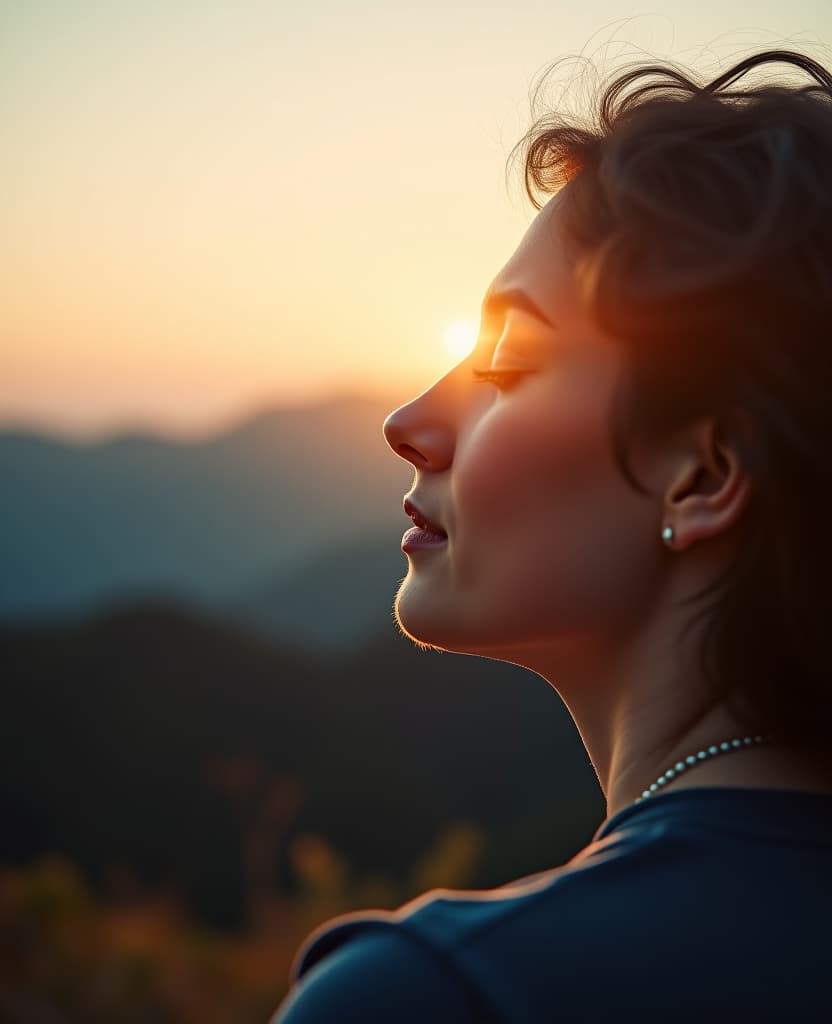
[471,367,532,391]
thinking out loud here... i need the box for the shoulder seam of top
[411,826,707,952]
[377,841,630,963]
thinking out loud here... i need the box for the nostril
[397,442,429,467]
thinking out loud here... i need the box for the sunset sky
[2,1,830,438]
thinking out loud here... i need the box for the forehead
[484,191,576,321]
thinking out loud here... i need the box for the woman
[273,47,832,1021]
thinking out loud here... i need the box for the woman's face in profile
[383,188,662,664]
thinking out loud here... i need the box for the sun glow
[443,320,478,361]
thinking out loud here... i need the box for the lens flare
[443,320,478,361]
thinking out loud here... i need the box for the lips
[403,498,447,538]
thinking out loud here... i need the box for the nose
[383,392,454,472]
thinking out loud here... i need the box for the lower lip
[402,526,448,553]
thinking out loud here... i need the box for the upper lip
[403,498,447,537]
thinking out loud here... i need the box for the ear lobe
[665,419,752,550]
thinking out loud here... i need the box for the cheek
[450,386,653,628]
[453,387,607,540]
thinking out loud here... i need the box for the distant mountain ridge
[1,394,413,646]
[231,529,409,651]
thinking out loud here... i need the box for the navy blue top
[271,786,832,1021]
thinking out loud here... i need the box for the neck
[506,612,832,820]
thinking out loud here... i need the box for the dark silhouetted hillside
[1,601,605,930]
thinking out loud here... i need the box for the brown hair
[508,48,832,766]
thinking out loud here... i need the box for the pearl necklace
[635,733,773,803]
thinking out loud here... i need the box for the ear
[663,416,752,552]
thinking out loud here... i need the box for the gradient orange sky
[2,2,830,438]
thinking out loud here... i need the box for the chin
[392,582,506,658]
[392,587,450,653]
[393,574,488,654]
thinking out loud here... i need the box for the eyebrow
[480,287,557,329]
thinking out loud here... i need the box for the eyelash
[470,367,531,391]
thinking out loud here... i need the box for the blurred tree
[410,820,486,892]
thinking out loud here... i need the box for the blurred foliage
[0,822,486,1023]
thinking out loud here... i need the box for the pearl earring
[662,525,674,546]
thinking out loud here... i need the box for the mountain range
[1,395,413,649]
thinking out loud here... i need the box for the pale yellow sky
[2,1,830,438]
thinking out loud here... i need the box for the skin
[383,184,832,820]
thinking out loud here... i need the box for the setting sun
[443,320,479,361]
